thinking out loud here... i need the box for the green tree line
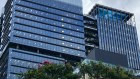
[19,61,139,79]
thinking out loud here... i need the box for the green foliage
[79,61,138,79]
[19,61,138,79]
[19,62,80,79]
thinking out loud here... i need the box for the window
[61,18,64,21]
[62,24,64,27]
[77,47,80,49]
[62,36,64,39]
[62,30,64,33]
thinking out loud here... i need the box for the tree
[79,61,137,79]
[19,61,80,79]
[19,60,138,79]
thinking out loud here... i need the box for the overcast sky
[0,0,140,46]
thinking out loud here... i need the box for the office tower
[85,4,140,70]
[0,0,140,78]
[0,0,85,79]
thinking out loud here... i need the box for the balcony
[85,25,97,30]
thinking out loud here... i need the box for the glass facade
[98,8,128,21]
[9,0,85,57]
[57,0,83,7]
[0,0,85,79]
[1,1,139,79]
[89,5,140,69]
[98,19,140,69]
[8,48,64,79]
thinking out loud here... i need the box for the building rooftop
[89,4,134,21]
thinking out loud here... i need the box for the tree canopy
[19,60,139,79]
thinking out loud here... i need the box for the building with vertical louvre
[0,1,140,79]
[85,4,140,70]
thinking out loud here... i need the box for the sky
[0,0,140,45]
